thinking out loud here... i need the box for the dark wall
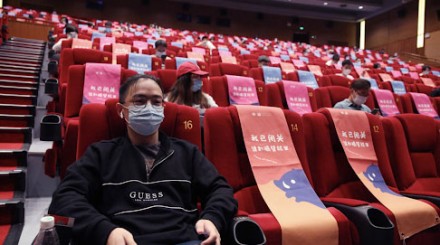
[12,0,356,46]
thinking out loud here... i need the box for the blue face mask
[126,104,164,136]
[191,79,203,92]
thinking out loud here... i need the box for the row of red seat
[72,98,440,245]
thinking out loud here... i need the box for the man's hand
[106,228,137,245]
[195,219,220,245]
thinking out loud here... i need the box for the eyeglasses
[122,95,163,111]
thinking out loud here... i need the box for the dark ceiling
[169,0,413,22]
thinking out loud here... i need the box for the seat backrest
[382,114,440,192]
[204,106,309,214]
[165,58,208,72]
[77,99,201,158]
[240,59,259,68]
[59,48,112,85]
[314,86,375,110]
[156,69,177,94]
[210,63,249,77]
[302,110,397,200]
[64,65,137,118]
[370,90,404,114]
[266,81,317,111]
[205,76,266,106]
[116,54,163,71]
[328,75,352,88]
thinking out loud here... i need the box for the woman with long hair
[166,62,217,114]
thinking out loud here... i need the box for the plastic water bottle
[32,216,60,245]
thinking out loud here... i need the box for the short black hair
[351,79,371,90]
[119,74,163,104]
[332,54,340,62]
[422,65,431,72]
[201,36,208,40]
[373,63,381,69]
[155,40,167,49]
[65,24,78,34]
[258,55,270,63]
[342,60,353,67]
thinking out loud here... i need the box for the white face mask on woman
[342,68,352,76]
[123,104,164,136]
[191,78,203,92]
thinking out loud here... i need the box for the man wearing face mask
[336,60,355,80]
[48,74,236,245]
[166,62,218,116]
[153,40,171,61]
[334,79,372,113]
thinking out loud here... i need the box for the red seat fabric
[210,63,249,77]
[382,114,440,197]
[77,99,202,159]
[205,76,266,106]
[265,81,317,111]
[164,58,208,72]
[204,106,357,245]
[57,48,112,114]
[155,69,177,94]
[303,110,440,245]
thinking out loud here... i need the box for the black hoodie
[48,132,237,245]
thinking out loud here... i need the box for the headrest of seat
[73,48,112,64]
[104,99,201,148]
[397,114,437,152]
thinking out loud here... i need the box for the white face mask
[353,94,368,106]
[156,51,166,58]
[124,104,164,136]
[343,69,352,76]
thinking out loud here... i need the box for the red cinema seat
[210,63,249,77]
[116,54,163,71]
[241,59,259,68]
[265,81,317,111]
[165,58,208,72]
[55,48,112,113]
[155,69,177,94]
[205,76,266,106]
[408,84,434,96]
[314,86,375,109]
[249,67,287,83]
[382,114,440,207]
[369,91,404,114]
[76,99,201,160]
[53,65,137,178]
[102,43,138,53]
[431,97,440,115]
[303,110,440,245]
[326,75,353,88]
[399,93,437,114]
[204,106,357,245]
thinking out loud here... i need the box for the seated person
[52,24,78,53]
[257,55,270,67]
[373,62,381,69]
[196,36,216,50]
[48,74,236,245]
[153,39,171,61]
[104,21,113,33]
[325,53,340,67]
[420,65,431,77]
[336,60,355,80]
[334,78,372,113]
[166,62,218,115]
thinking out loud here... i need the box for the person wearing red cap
[166,62,218,115]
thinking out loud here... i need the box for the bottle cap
[40,216,55,229]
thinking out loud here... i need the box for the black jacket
[48,132,237,245]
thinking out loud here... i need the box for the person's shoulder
[334,99,349,108]
[361,104,371,113]
[87,137,126,152]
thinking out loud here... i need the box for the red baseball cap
[177,62,209,78]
